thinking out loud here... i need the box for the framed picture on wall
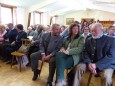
[81,18,95,25]
[66,18,74,25]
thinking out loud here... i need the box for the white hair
[91,23,104,30]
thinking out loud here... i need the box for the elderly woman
[55,23,85,86]
[0,24,7,43]
[81,26,91,39]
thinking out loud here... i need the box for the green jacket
[62,35,85,66]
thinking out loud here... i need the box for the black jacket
[4,28,18,43]
[14,31,27,50]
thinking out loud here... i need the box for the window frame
[0,3,17,24]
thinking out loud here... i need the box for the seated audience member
[30,25,36,31]
[28,24,43,63]
[0,24,7,43]
[30,24,63,86]
[43,25,50,33]
[55,23,85,86]
[4,23,18,43]
[0,24,7,57]
[81,26,91,39]
[108,26,115,38]
[27,26,35,36]
[3,24,27,62]
[61,25,66,33]
[61,21,80,38]
[73,23,115,86]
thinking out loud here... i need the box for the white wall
[24,9,115,29]
[63,10,115,25]
[42,12,51,25]
[55,15,64,25]
[17,7,26,30]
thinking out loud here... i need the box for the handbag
[18,44,30,53]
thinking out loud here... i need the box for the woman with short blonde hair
[0,24,7,43]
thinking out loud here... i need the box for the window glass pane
[35,13,40,25]
[1,7,12,24]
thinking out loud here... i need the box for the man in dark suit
[4,23,18,43]
[73,23,115,86]
[3,24,27,62]
[1,23,18,59]
[30,24,63,86]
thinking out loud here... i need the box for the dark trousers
[4,45,18,61]
[28,45,39,63]
[30,51,56,82]
[0,42,10,57]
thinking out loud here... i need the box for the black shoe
[32,70,39,81]
[26,63,30,67]
[46,82,52,86]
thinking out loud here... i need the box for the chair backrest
[21,38,31,46]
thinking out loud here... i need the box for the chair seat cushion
[11,51,25,57]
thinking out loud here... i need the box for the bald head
[91,23,104,39]
[28,26,32,32]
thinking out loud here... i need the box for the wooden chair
[87,72,93,86]
[37,57,54,77]
[38,60,44,77]
[11,38,31,72]
[87,72,100,86]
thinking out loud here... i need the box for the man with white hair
[73,23,115,86]
[27,26,35,36]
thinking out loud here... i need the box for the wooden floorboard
[0,60,115,86]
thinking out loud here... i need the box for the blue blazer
[83,35,115,71]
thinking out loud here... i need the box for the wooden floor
[0,60,115,86]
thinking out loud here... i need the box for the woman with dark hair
[55,23,85,86]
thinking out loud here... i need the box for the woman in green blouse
[55,23,85,86]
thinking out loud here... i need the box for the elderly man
[27,26,35,36]
[30,24,63,86]
[4,23,18,43]
[73,23,115,86]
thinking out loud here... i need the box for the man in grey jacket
[30,24,63,86]
[28,25,43,64]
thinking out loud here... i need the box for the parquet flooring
[0,60,115,86]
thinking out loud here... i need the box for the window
[0,3,17,24]
[29,11,42,26]
[1,7,12,24]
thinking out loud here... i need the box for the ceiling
[1,0,115,15]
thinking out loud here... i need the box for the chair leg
[11,56,15,68]
[87,72,92,86]
[19,56,22,72]
[38,61,44,77]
